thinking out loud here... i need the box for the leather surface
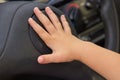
[0,1,91,80]
[101,0,120,52]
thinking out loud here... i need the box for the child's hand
[28,7,84,64]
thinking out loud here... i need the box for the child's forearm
[29,7,120,80]
[75,41,120,80]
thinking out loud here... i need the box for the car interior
[0,0,119,80]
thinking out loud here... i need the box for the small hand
[28,7,83,64]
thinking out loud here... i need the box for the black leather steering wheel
[0,0,119,80]
[0,1,91,80]
[101,0,119,52]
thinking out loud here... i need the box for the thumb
[37,53,60,64]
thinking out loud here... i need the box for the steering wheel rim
[59,0,120,52]
[101,0,119,52]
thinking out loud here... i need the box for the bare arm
[28,7,120,80]
[76,42,120,80]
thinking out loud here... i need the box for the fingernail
[46,7,50,10]
[46,7,52,13]
[34,7,38,11]
[28,18,33,23]
[28,17,32,21]
[38,56,44,63]
[34,7,42,13]
[61,15,66,20]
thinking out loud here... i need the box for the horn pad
[0,1,91,80]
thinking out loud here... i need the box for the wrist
[73,40,93,61]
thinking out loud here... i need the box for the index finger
[28,18,50,43]
[34,7,56,34]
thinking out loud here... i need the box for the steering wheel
[0,0,119,80]
[58,0,120,52]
